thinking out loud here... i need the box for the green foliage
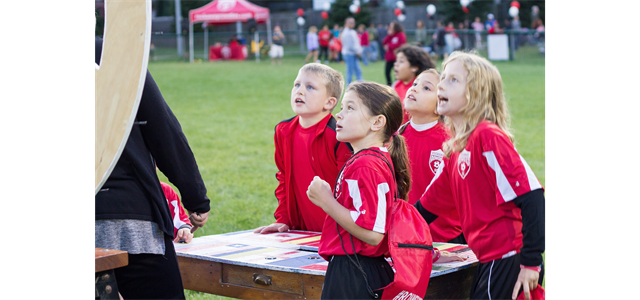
[328,0,371,28]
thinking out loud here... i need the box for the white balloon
[460,0,471,7]
[398,14,406,22]
[426,4,436,15]
[509,6,519,17]
[323,2,330,11]
[349,4,358,13]
[396,1,405,9]
[354,0,360,5]
[297,16,305,26]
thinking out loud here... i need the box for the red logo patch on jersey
[429,150,445,175]
[458,149,471,179]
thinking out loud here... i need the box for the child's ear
[324,97,337,111]
[370,115,386,132]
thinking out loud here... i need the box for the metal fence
[128,28,544,62]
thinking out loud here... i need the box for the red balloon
[297,8,304,17]
[462,6,469,13]
[321,11,329,19]
[394,8,402,16]
[510,1,520,9]
[356,6,361,14]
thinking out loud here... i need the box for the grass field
[148,46,545,299]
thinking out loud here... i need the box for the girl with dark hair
[393,45,435,124]
[307,82,463,299]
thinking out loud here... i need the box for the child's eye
[307,85,314,90]
[294,83,300,88]
[348,106,354,110]
[423,86,430,91]
[452,78,458,83]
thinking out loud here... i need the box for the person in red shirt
[318,25,331,64]
[329,33,342,63]
[254,63,352,234]
[357,23,370,66]
[382,21,406,86]
[399,69,464,245]
[308,82,464,299]
[160,181,194,243]
[392,45,435,124]
[418,52,545,300]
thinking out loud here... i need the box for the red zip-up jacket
[274,114,353,230]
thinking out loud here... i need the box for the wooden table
[95,248,128,300]
[176,230,478,299]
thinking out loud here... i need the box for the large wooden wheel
[95,0,151,194]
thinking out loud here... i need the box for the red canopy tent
[188,0,271,63]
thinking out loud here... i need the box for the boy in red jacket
[254,63,353,234]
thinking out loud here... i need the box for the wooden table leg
[95,270,120,300]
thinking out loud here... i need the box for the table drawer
[222,264,304,295]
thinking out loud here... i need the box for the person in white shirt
[341,17,363,85]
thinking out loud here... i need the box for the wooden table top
[95,248,129,273]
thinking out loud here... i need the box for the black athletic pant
[319,46,329,62]
[321,255,394,299]
[385,60,395,86]
[470,253,544,300]
[114,234,186,299]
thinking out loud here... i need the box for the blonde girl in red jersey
[421,51,545,300]
[307,82,464,299]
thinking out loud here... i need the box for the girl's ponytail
[387,134,411,201]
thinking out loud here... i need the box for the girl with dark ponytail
[307,82,462,299]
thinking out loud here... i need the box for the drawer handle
[253,274,272,286]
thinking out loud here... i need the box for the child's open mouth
[336,124,343,131]
[406,94,416,101]
[438,95,448,104]
[295,98,305,104]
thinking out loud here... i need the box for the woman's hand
[253,223,290,234]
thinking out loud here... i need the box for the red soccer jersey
[160,181,193,238]
[404,121,461,242]
[291,122,327,232]
[359,31,369,46]
[319,30,331,47]
[382,32,407,62]
[319,147,395,260]
[423,121,543,263]
[393,78,415,124]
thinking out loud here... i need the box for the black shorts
[470,253,544,300]
[321,254,394,300]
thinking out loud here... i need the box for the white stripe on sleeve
[372,183,390,234]
[346,179,362,222]
[519,155,542,191]
[482,151,517,202]
[171,200,187,230]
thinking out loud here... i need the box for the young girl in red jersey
[399,69,465,244]
[307,82,464,299]
[421,52,545,300]
[392,45,435,124]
